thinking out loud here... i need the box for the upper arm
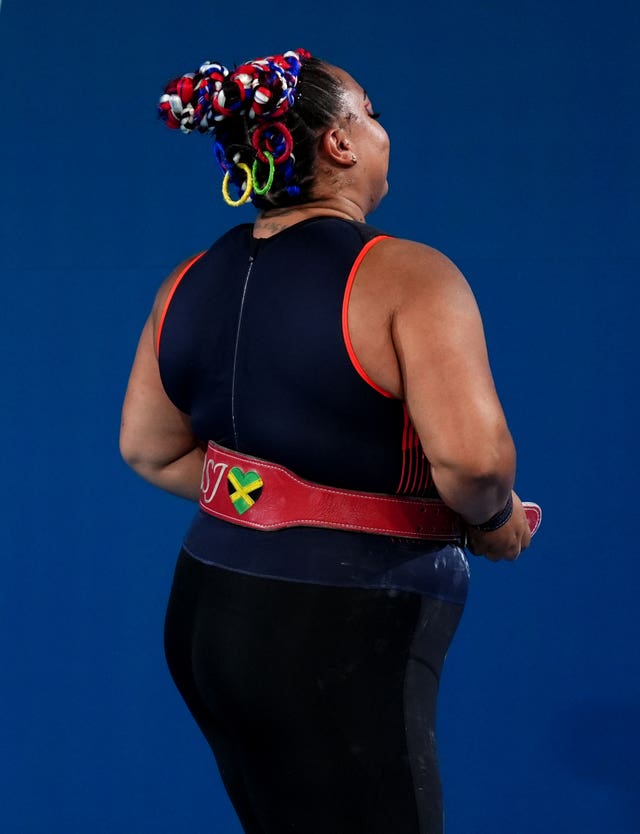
[387,239,513,473]
[119,255,203,469]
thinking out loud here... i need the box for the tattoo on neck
[261,220,288,234]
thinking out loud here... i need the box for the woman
[121,49,533,834]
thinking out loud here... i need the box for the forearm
[124,445,205,501]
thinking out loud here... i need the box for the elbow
[453,447,515,488]
[120,446,138,472]
[431,431,516,491]
[430,437,516,523]
[119,426,148,474]
[119,439,139,472]
[119,439,159,484]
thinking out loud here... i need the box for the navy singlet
[158,217,469,603]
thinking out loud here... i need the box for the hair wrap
[158,48,316,204]
[158,50,309,134]
[158,62,230,133]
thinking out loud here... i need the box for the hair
[158,50,345,209]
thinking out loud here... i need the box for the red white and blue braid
[158,49,310,134]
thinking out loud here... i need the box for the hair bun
[158,61,230,134]
[158,50,310,133]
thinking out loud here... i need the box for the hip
[183,510,470,603]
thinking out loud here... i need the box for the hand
[465,492,531,562]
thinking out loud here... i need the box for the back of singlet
[159,216,434,495]
[157,216,469,601]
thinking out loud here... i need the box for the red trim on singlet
[396,403,433,496]
[341,235,394,398]
[397,405,411,492]
[408,426,418,493]
[155,252,206,356]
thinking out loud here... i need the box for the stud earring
[351,154,357,164]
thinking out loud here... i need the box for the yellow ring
[222,162,253,207]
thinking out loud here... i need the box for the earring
[351,153,357,164]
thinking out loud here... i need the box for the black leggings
[164,550,465,834]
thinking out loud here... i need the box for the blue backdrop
[1,0,638,831]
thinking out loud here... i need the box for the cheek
[379,133,390,167]
[376,125,390,155]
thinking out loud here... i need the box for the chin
[376,180,390,204]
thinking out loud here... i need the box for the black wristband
[470,493,514,532]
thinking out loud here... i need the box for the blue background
[1,0,638,831]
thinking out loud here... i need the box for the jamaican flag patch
[227,467,264,515]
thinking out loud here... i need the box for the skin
[121,65,531,561]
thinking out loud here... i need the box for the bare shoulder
[382,236,467,279]
[362,236,476,312]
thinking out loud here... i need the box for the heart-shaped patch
[227,467,264,515]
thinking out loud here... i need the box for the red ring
[251,122,293,165]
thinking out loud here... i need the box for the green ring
[252,151,275,195]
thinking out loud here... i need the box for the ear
[319,126,354,167]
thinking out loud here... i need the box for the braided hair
[158,50,344,208]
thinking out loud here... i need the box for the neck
[252,196,367,239]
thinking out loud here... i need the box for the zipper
[230,254,255,446]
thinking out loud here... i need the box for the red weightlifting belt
[199,442,542,541]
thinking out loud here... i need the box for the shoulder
[152,252,206,315]
[152,224,249,306]
[150,252,206,353]
[359,236,477,313]
[368,237,465,280]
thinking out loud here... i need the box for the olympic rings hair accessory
[222,162,253,206]
[158,49,312,207]
[252,151,275,195]
[251,122,294,165]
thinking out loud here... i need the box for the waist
[199,442,463,542]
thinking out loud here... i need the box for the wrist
[468,493,513,532]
